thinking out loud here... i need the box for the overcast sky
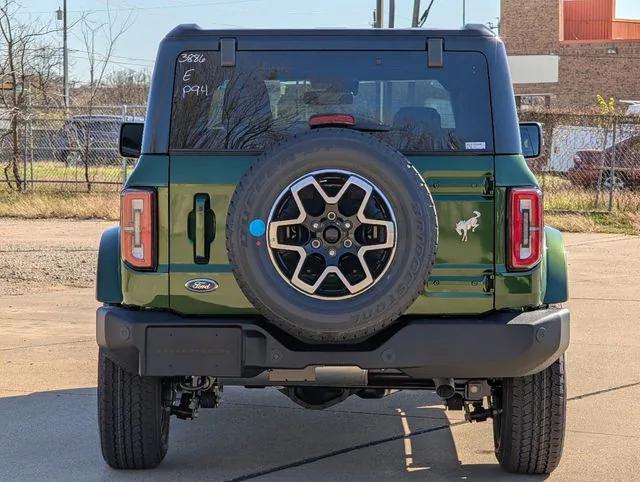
[17,0,640,82]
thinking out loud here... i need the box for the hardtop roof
[164,24,496,40]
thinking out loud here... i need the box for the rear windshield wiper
[354,118,392,132]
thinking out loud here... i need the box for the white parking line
[396,408,429,472]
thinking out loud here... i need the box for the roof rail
[463,23,496,36]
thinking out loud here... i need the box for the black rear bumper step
[96,307,569,379]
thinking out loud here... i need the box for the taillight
[121,188,156,270]
[508,187,543,271]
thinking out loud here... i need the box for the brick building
[501,0,640,109]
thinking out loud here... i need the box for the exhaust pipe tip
[433,378,456,400]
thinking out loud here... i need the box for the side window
[171,53,282,150]
[171,52,227,150]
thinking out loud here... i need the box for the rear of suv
[96,25,569,474]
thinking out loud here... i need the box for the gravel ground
[0,218,115,295]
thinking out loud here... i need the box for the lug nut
[343,239,353,248]
[328,248,337,257]
[327,212,337,221]
[311,239,321,249]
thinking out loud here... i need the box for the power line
[68,54,152,68]
[20,0,262,15]
[68,48,155,64]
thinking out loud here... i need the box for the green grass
[0,160,124,219]
[15,161,133,191]
[540,174,640,214]
[546,212,640,235]
[0,190,119,220]
[1,170,638,234]
[534,175,640,234]
[25,160,130,186]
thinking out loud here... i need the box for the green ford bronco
[97,24,569,474]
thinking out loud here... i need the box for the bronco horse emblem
[455,211,481,242]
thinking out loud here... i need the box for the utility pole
[462,0,466,26]
[57,1,69,108]
[412,0,421,28]
[388,0,395,28]
[63,0,68,109]
[374,0,384,28]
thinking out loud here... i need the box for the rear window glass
[170,50,493,153]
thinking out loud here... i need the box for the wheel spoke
[266,170,397,299]
[291,265,372,295]
[300,175,364,206]
[267,177,310,249]
[354,179,396,247]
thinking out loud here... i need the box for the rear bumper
[96,306,569,379]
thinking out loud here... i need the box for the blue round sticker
[249,219,266,237]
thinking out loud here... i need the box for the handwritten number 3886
[179,53,206,63]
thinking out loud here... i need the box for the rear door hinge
[427,38,444,68]
[483,176,495,196]
[483,274,495,293]
[220,38,237,66]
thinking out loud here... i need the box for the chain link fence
[1,105,145,192]
[520,110,640,214]
[2,105,640,215]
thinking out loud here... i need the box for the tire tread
[98,349,168,469]
[495,355,566,474]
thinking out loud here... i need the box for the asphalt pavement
[0,221,638,481]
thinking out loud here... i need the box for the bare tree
[79,6,133,106]
[101,68,150,105]
[72,4,133,191]
[30,44,63,106]
[0,0,59,190]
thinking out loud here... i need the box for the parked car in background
[567,134,640,189]
[55,114,144,165]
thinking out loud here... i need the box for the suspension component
[464,400,501,423]
[170,376,221,419]
[200,385,223,408]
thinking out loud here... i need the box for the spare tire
[226,128,438,343]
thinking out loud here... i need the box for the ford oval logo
[185,278,219,293]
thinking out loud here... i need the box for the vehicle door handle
[188,193,215,264]
[195,194,207,261]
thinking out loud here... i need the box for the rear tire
[492,355,566,474]
[98,348,170,469]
